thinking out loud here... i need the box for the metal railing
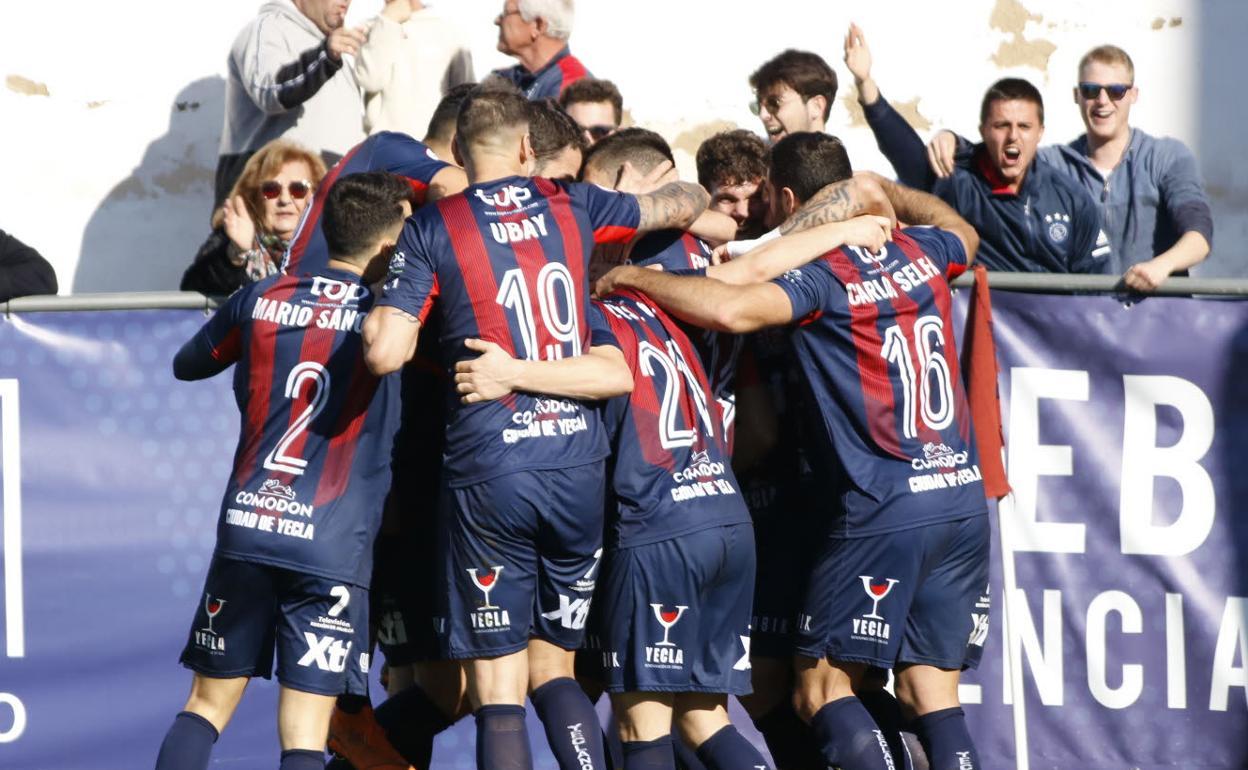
[3,274,1248,314]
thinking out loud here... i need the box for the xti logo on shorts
[298,633,352,672]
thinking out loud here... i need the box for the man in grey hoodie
[215,0,368,208]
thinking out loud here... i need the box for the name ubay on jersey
[378,175,640,485]
[772,226,988,536]
[176,269,400,586]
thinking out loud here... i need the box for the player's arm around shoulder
[363,305,422,375]
[595,266,794,334]
[454,340,631,404]
[633,180,711,233]
[710,214,892,285]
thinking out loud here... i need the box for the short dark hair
[456,85,532,150]
[980,77,1045,125]
[425,82,476,143]
[749,50,838,121]
[558,78,624,126]
[322,172,412,260]
[696,129,768,190]
[581,127,674,180]
[767,132,852,205]
[530,99,587,163]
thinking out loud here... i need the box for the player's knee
[893,666,959,717]
[739,657,791,717]
[673,694,730,748]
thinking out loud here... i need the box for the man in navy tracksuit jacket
[844,24,1111,274]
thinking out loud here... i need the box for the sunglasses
[1077,82,1132,100]
[583,124,615,140]
[260,179,312,200]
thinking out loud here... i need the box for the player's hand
[593,264,640,297]
[711,242,731,265]
[835,214,893,252]
[380,0,413,24]
[615,160,677,195]
[926,130,959,179]
[222,195,256,254]
[843,23,873,83]
[327,25,367,60]
[455,338,521,403]
[1123,260,1170,293]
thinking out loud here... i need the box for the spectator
[215,0,366,207]
[558,77,622,145]
[491,0,590,100]
[696,129,770,241]
[749,49,837,144]
[0,229,57,301]
[928,45,1213,290]
[183,140,327,295]
[356,0,475,136]
[423,82,476,163]
[845,23,1111,273]
[529,99,587,180]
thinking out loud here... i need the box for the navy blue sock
[694,725,771,770]
[476,704,534,770]
[530,677,609,770]
[808,697,895,770]
[672,730,707,770]
[910,708,979,770]
[279,748,325,769]
[154,710,218,770]
[374,682,455,766]
[859,689,919,770]
[622,735,675,770]
[751,700,825,770]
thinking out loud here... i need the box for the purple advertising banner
[0,292,1245,768]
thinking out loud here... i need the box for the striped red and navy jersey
[589,291,751,549]
[282,131,450,276]
[492,46,590,100]
[378,175,641,485]
[629,230,743,448]
[173,268,400,586]
[772,226,987,537]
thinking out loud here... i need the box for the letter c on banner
[0,692,27,742]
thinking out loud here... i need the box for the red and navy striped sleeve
[171,281,256,380]
[377,210,441,322]
[901,226,968,279]
[568,182,641,244]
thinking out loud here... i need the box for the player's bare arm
[453,340,632,404]
[597,267,793,334]
[428,165,469,201]
[709,214,892,285]
[778,175,894,236]
[686,209,739,246]
[633,181,711,233]
[362,306,422,375]
[861,171,980,260]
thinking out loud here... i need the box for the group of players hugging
[153,84,991,770]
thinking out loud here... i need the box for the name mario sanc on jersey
[251,277,370,334]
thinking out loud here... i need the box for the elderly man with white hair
[491,0,591,99]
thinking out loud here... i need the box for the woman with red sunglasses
[181,139,327,295]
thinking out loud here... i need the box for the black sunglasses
[1077,82,1131,100]
[260,179,312,200]
[583,125,615,140]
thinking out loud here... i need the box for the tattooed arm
[863,171,979,261]
[634,181,711,233]
[363,306,422,375]
[778,174,894,235]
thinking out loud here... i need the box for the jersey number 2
[264,362,331,475]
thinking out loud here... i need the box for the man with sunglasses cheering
[844,23,1111,275]
[927,45,1212,290]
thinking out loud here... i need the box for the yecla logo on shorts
[467,566,511,632]
[194,594,227,654]
[646,604,687,668]
[852,576,899,643]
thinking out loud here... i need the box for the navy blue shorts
[794,515,990,670]
[180,556,370,696]
[373,510,443,666]
[746,477,822,657]
[438,463,606,659]
[596,524,755,695]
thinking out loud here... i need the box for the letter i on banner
[0,380,23,659]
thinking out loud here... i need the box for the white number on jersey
[880,314,954,439]
[637,340,715,449]
[496,264,582,361]
[263,361,331,475]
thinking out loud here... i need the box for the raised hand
[327,25,368,60]
[222,195,256,253]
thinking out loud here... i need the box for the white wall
[0,0,1242,293]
